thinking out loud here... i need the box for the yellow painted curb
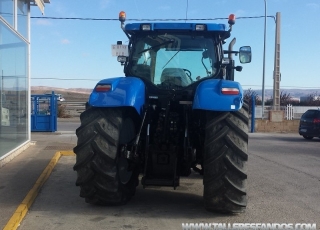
[60,151,76,156]
[3,150,75,230]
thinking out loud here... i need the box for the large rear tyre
[203,103,249,213]
[73,107,138,205]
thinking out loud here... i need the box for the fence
[285,104,294,120]
[60,101,86,117]
[254,106,281,119]
[60,101,319,121]
[254,105,320,120]
[285,105,320,120]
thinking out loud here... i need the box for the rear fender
[192,79,243,111]
[88,77,145,115]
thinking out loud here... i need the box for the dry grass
[57,105,72,118]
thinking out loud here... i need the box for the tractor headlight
[195,24,206,31]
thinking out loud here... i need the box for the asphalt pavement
[0,118,80,230]
[0,119,319,230]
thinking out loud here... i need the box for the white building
[0,0,50,165]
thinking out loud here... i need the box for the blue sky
[30,0,320,91]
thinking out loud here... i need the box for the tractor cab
[115,12,251,90]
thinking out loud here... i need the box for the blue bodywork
[89,77,145,115]
[193,79,243,111]
[89,77,243,114]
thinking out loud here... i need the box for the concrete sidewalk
[0,131,77,230]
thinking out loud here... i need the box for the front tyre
[303,135,313,140]
[73,107,139,205]
[203,104,249,213]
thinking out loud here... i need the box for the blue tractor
[73,12,252,213]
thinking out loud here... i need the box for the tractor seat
[160,68,191,87]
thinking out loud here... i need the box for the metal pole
[261,0,267,119]
[14,0,17,30]
[251,95,256,133]
[272,12,281,110]
[28,1,31,139]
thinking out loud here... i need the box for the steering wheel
[183,69,193,82]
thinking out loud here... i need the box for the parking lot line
[3,151,75,230]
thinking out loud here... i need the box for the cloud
[100,0,111,9]
[35,19,52,26]
[61,39,70,44]
[234,9,246,17]
[51,2,78,17]
[52,2,68,15]
[306,3,319,10]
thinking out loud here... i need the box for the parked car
[299,109,320,139]
[56,94,65,101]
[44,93,65,101]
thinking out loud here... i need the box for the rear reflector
[221,88,240,95]
[95,84,111,92]
[313,118,320,124]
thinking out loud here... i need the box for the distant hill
[31,86,91,94]
[31,86,91,101]
[245,89,320,99]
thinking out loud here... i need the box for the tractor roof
[124,22,227,35]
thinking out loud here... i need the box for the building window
[0,19,28,159]
[17,0,28,39]
[0,0,13,27]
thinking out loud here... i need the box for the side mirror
[239,46,252,64]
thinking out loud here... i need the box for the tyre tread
[74,108,137,205]
[203,103,249,213]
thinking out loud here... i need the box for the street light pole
[261,0,267,119]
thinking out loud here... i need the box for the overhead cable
[31,15,276,21]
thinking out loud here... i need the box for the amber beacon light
[119,11,126,23]
[228,14,236,25]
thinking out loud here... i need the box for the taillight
[313,118,320,124]
[221,88,239,95]
[95,84,111,92]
